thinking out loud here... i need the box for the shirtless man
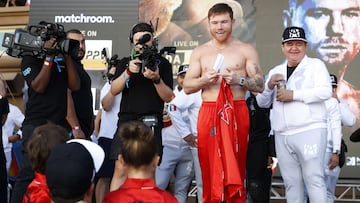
[183,3,264,203]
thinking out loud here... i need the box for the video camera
[131,33,176,73]
[2,21,79,58]
[101,48,120,82]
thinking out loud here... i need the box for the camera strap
[54,57,65,72]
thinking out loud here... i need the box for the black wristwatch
[152,78,161,84]
[239,76,246,86]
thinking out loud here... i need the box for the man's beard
[76,54,84,61]
[74,50,85,61]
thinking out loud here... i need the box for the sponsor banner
[83,40,112,70]
[28,0,138,70]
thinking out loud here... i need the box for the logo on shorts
[304,144,318,157]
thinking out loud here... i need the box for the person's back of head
[118,121,158,168]
[46,139,105,203]
[27,123,69,173]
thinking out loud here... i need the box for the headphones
[128,22,154,44]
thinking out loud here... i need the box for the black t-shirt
[69,60,93,137]
[0,97,9,144]
[21,55,68,126]
[0,97,9,127]
[114,56,173,124]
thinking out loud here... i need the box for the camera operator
[11,22,80,203]
[65,29,94,140]
[109,22,173,191]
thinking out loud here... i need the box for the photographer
[109,22,173,191]
[11,21,80,203]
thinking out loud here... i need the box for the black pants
[11,124,36,203]
[0,129,8,203]
[109,116,163,163]
[246,137,272,203]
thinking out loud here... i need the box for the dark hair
[27,123,69,173]
[118,121,157,168]
[129,22,154,43]
[208,3,233,20]
[66,29,82,35]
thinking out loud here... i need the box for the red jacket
[22,172,51,203]
[102,178,178,203]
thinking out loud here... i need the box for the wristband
[72,126,80,131]
[123,72,130,88]
[126,68,132,76]
[44,60,53,67]
[152,78,161,84]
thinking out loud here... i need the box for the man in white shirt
[256,26,332,203]
[323,74,355,202]
[2,103,24,173]
[156,65,200,203]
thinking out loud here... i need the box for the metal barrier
[188,178,360,202]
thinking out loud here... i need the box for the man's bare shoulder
[232,39,256,50]
[194,41,212,51]
[230,39,259,59]
[190,41,215,58]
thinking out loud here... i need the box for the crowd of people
[1,2,359,203]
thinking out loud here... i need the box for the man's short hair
[66,29,82,35]
[129,22,154,43]
[208,3,234,20]
[46,139,104,202]
[27,123,69,173]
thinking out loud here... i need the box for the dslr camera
[2,21,79,58]
[131,33,176,73]
[101,48,120,82]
